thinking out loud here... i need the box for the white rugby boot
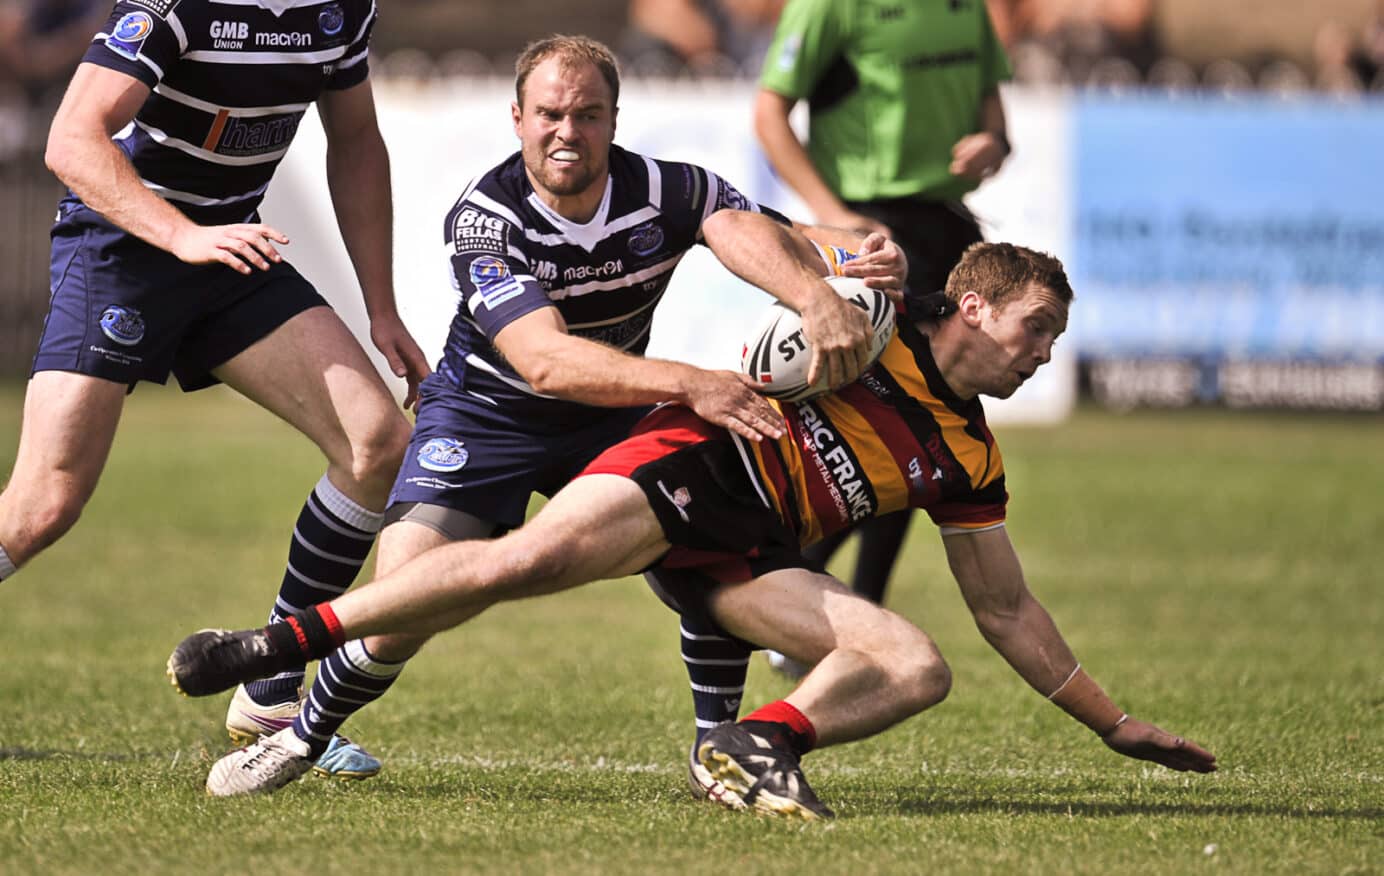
[224,684,382,779]
[225,684,302,747]
[206,727,315,797]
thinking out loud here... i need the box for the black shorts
[845,196,983,312]
[579,405,805,585]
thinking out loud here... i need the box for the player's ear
[612,104,618,135]
[958,290,986,326]
[511,101,522,137]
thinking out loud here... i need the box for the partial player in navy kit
[200,34,909,796]
[0,0,430,777]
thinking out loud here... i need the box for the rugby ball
[740,275,896,402]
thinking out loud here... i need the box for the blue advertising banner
[1071,94,1384,362]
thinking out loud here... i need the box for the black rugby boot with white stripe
[167,628,284,697]
[695,723,834,820]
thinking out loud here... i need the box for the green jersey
[759,0,1011,202]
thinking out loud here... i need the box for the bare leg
[0,372,126,568]
[707,569,951,747]
[287,519,475,754]
[330,475,670,639]
[213,306,410,510]
[213,306,410,706]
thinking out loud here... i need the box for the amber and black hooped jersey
[740,320,1008,547]
[437,144,788,426]
[76,0,375,225]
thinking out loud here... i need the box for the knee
[889,633,952,716]
[345,413,411,488]
[12,486,88,557]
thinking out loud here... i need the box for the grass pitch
[0,382,1379,875]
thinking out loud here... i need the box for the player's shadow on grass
[0,747,149,762]
[879,795,1383,821]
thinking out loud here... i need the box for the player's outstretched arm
[46,64,289,273]
[494,307,784,441]
[318,78,432,408]
[942,527,1217,772]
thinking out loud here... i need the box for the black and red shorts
[579,404,805,586]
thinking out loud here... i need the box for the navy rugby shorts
[35,203,326,390]
[387,373,651,528]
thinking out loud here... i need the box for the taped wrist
[1047,665,1126,736]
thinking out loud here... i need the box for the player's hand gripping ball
[740,276,896,402]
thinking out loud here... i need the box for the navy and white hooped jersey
[439,143,789,423]
[75,0,375,225]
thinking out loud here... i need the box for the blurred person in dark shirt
[0,0,109,101]
[623,0,785,74]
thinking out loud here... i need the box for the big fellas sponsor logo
[452,208,509,255]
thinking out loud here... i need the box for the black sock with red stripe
[741,700,817,758]
[263,604,346,662]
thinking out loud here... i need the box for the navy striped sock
[246,474,381,706]
[0,545,14,581]
[681,615,751,747]
[291,639,406,757]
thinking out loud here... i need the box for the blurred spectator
[1313,20,1365,94]
[1202,58,1254,94]
[1362,0,1384,87]
[1258,59,1311,96]
[0,0,105,157]
[622,0,784,76]
[0,0,107,103]
[1145,55,1197,92]
[989,0,1159,81]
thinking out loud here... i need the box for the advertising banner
[1071,94,1384,409]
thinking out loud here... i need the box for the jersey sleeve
[683,164,791,242]
[326,0,375,90]
[757,0,846,100]
[926,474,1008,532]
[445,201,553,340]
[81,0,184,88]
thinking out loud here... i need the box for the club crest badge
[628,222,664,257]
[418,438,469,473]
[318,4,344,36]
[99,305,146,346]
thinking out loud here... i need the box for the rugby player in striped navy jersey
[187,33,908,797]
[0,0,430,778]
[170,242,1217,818]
